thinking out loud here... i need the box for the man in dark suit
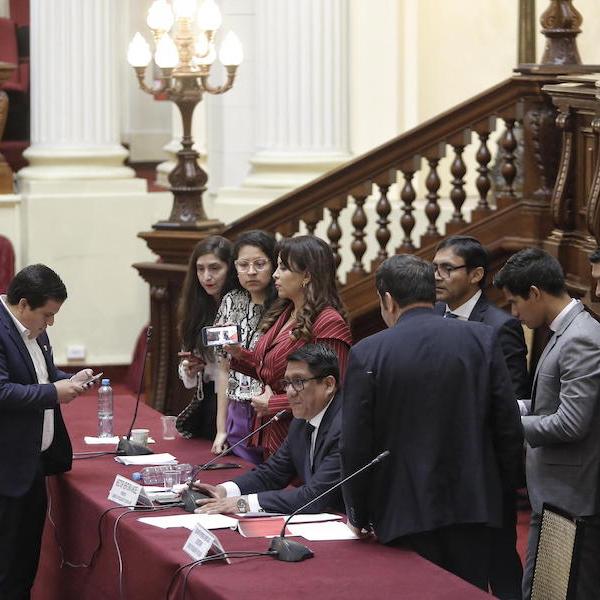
[342,255,523,592]
[433,236,529,398]
[194,343,342,514]
[433,235,528,599]
[0,264,92,599]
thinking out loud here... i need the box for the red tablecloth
[32,393,490,600]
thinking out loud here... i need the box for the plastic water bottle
[132,464,193,485]
[97,378,113,438]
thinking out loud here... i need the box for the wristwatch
[236,496,249,514]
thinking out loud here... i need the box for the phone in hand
[201,324,242,347]
[81,372,103,386]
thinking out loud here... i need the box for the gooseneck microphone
[180,409,289,512]
[116,326,154,456]
[269,450,390,562]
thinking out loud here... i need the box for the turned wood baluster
[374,181,392,264]
[397,170,416,253]
[347,188,369,283]
[475,132,492,212]
[326,201,345,277]
[420,153,443,247]
[302,207,322,236]
[499,118,518,203]
[450,145,467,224]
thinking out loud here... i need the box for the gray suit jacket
[523,302,600,516]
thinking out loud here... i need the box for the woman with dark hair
[176,235,234,440]
[227,235,352,459]
[212,230,278,463]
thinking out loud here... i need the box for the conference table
[32,392,491,600]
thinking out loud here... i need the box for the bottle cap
[132,472,141,481]
[101,378,110,386]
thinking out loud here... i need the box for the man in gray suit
[494,248,600,599]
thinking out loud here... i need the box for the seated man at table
[193,343,342,515]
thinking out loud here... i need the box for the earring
[301,281,307,288]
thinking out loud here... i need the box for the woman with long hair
[176,235,234,440]
[227,235,352,458]
[212,230,278,463]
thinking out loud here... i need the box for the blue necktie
[444,311,459,319]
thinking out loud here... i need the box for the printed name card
[108,475,152,507]
[183,522,230,564]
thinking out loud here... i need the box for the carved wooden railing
[223,74,561,330]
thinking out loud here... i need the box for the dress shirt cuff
[247,493,262,513]
[517,399,530,416]
[221,481,241,497]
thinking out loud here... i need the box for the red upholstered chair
[0,235,15,293]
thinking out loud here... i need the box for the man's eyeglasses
[234,259,270,273]
[433,263,468,278]
[278,376,322,392]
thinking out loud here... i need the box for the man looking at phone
[0,264,93,599]
[192,343,343,515]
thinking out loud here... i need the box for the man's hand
[347,522,375,539]
[54,379,85,404]
[70,368,94,390]
[251,384,273,417]
[190,481,226,499]
[211,431,228,455]
[194,496,240,515]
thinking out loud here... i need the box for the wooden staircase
[135,71,600,414]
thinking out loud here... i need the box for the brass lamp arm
[200,65,237,96]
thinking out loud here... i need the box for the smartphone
[177,351,192,358]
[82,372,103,386]
[202,462,242,470]
[201,324,241,347]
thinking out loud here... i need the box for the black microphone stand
[269,450,390,562]
[180,409,289,512]
[116,326,154,456]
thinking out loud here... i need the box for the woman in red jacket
[227,235,352,459]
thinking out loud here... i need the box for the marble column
[19,0,135,184]
[245,0,350,188]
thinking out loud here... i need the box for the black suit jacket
[233,392,343,514]
[0,302,72,498]
[434,294,530,398]
[341,307,523,544]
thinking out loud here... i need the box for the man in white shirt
[0,264,92,599]
[192,344,343,515]
[495,248,600,599]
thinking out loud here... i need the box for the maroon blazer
[232,305,352,457]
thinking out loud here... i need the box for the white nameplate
[108,475,152,508]
[183,523,216,561]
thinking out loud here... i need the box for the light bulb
[197,44,216,65]
[155,34,179,68]
[195,34,209,58]
[146,0,174,31]
[197,0,222,31]
[127,32,152,67]
[173,0,195,19]
[219,31,243,66]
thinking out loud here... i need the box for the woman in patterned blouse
[227,235,352,459]
[212,230,278,464]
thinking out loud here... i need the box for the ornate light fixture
[127,0,243,230]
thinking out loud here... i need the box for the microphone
[269,450,390,562]
[116,326,154,456]
[180,409,289,512]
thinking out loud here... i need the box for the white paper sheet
[287,521,358,541]
[114,453,177,466]
[85,436,155,445]
[138,513,238,530]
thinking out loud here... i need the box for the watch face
[237,497,249,513]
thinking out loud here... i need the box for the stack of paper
[114,453,177,466]
[138,513,238,531]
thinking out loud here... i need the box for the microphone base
[116,437,154,456]
[269,536,314,562]
[180,488,211,513]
